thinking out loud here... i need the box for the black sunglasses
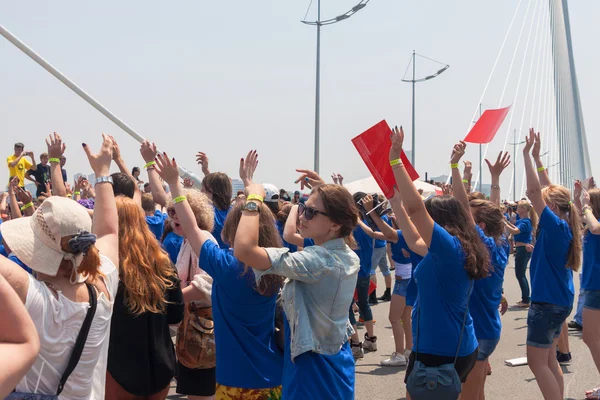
[298,203,328,220]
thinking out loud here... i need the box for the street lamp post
[402,52,449,168]
[508,128,526,202]
[302,0,371,173]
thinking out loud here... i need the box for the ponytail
[529,206,538,234]
[565,203,582,271]
[77,244,103,281]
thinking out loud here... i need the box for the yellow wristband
[20,202,33,211]
[173,195,187,204]
[247,194,264,203]
[389,159,402,166]
[74,191,81,195]
[49,158,60,163]
[537,166,546,172]
[462,179,468,184]
[144,161,157,169]
[450,163,460,169]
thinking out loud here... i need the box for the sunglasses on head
[167,208,176,218]
[298,203,328,220]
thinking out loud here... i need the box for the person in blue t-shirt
[276,203,298,252]
[389,130,489,397]
[580,188,600,398]
[505,199,538,307]
[200,172,232,250]
[453,149,511,399]
[522,129,582,400]
[160,221,183,265]
[142,193,168,241]
[155,156,284,398]
[363,195,425,368]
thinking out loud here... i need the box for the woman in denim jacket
[235,171,360,400]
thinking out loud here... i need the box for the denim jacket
[254,238,360,361]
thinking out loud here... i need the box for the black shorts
[176,362,216,396]
[404,349,478,384]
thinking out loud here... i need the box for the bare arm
[7,155,24,168]
[282,205,306,248]
[388,195,428,256]
[0,193,7,216]
[181,284,211,303]
[357,220,387,241]
[361,195,397,242]
[450,141,474,224]
[582,192,600,235]
[28,153,37,171]
[0,272,39,398]
[523,130,546,215]
[83,135,119,267]
[46,134,67,197]
[504,220,521,235]
[140,141,169,208]
[486,151,511,207]
[531,129,551,187]
[390,126,435,247]
[7,179,22,219]
[462,161,473,193]
[110,136,142,206]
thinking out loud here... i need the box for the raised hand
[74,176,85,192]
[82,134,114,176]
[331,174,339,184]
[463,160,472,176]
[14,187,33,205]
[485,151,511,178]
[583,189,591,207]
[362,194,374,212]
[590,177,596,190]
[450,141,467,164]
[46,132,66,159]
[245,183,266,200]
[41,182,52,197]
[389,126,404,161]
[183,177,195,188]
[8,177,19,192]
[196,152,210,175]
[337,174,344,184]
[140,140,158,164]
[523,129,535,154]
[574,180,583,199]
[531,128,542,159]
[154,152,180,187]
[294,169,325,190]
[108,135,122,161]
[239,150,258,187]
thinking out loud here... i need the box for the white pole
[0,23,201,183]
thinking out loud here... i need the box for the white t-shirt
[394,261,412,279]
[17,255,119,400]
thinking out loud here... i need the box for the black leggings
[404,349,479,384]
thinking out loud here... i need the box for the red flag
[464,106,511,144]
[352,120,419,199]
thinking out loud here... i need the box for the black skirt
[176,362,217,396]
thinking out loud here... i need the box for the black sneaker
[369,292,379,305]
[567,320,583,331]
[556,351,571,365]
[377,290,392,302]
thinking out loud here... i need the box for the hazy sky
[1,1,598,198]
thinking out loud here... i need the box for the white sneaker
[403,348,412,360]
[351,342,364,359]
[380,352,407,367]
[363,333,378,352]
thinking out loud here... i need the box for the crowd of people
[0,127,598,400]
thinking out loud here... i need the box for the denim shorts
[393,278,410,297]
[526,302,572,348]
[476,338,500,361]
[584,290,600,310]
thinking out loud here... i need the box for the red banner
[352,120,419,199]
[464,106,511,144]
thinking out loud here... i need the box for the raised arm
[14,187,34,217]
[531,128,551,187]
[462,161,473,193]
[7,178,22,219]
[46,133,67,197]
[390,126,435,247]
[7,154,24,169]
[110,136,141,206]
[282,205,306,248]
[83,135,118,267]
[523,129,546,215]
[196,151,211,176]
[503,220,521,235]
[140,141,169,208]
[485,151,511,206]
[357,220,387,241]
[387,193,428,256]
[361,195,396,241]
[0,272,39,398]
[0,193,8,218]
[450,141,473,223]
[573,180,583,214]
[155,152,214,257]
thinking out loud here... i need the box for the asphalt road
[168,257,599,399]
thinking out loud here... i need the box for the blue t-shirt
[353,222,374,278]
[8,254,32,274]
[412,223,478,357]
[392,231,424,305]
[0,244,7,257]
[199,240,282,388]
[146,210,167,241]
[276,220,298,253]
[374,215,391,249]
[582,222,600,291]
[303,238,315,248]
[161,231,183,265]
[212,206,230,249]
[469,227,508,340]
[513,218,532,244]
[282,316,354,400]
[530,207,574,307]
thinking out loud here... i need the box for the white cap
[262,183,279,203]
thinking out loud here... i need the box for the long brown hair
[425,196,490,279]
[312,184,360,249]
[222,201,284,296]
[202,172,232,211]
[542,185,582,271]
[517,200,539,234]
[470,199,505,242]
[587,188,600,218]
[116,196,178,315]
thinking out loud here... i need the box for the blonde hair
[168,189,214,232]
[542,185,582,271]
[116,196,178,315]
[517,200,538,234]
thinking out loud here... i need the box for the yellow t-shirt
[7,155,32,187]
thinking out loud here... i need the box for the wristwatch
[94,176,114,186]
[242,200,261,213]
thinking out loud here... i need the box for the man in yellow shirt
[7,142,36,187]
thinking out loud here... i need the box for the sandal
[586,387,600,399]
[515,301,530,308]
